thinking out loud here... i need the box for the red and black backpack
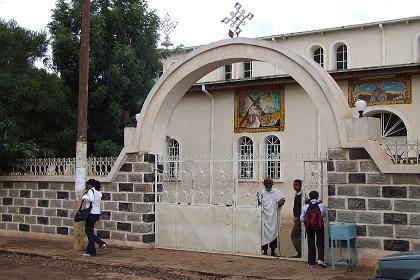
[304,202,324,230]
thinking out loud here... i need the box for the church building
[155,15,420,260]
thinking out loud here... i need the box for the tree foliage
[0,20,48,73]
[49,0,161,155]
[0,20,74,173]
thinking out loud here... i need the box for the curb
[0,248,230,279]
[0,248,54,259]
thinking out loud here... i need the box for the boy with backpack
[300,190,327,268]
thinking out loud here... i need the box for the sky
[1,0,420,47]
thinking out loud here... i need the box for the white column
[236,62,244,79]
[216,66,224,81]
[379,24,386,65]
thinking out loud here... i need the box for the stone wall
[0,181,76,235]
[0,153,157,245]
[327,148,420,252]
[2,148,419,254]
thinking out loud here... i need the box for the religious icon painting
[234,86,285,133]
[348,76,411,107]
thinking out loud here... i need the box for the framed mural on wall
[348,76,411,107]
[234,86,285,133]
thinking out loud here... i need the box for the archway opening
[137,38,361,259]
[135,38,353,155]
[365,110,411,163]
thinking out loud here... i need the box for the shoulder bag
[74,189,94,222]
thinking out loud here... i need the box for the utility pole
[74,0,90,251]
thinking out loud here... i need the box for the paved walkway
[0,235,374,280]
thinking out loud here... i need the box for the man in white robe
[258,177,285,256]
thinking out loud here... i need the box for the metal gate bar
[155,154,328,256]
[302,160,329,261]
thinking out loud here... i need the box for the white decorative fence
[381,140,420,165]
[157,152,328,207]
[10,157,117,176]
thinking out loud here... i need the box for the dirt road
[0,252,221,280]
[0,235,374,280]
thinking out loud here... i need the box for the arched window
[369,112,409,162]
[336,44,348,70]
[167,138,180,179]
[238,136,254,179]
[263,135,281,179]
[244,61,252,78]
[371,112,407,142]
[313,47,324,67]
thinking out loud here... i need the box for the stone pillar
[327,148,420,260]
[98,152,157,243]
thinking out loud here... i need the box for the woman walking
[82,179,106,256]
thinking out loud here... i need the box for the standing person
[291,179,302,258]
[300,190,327,268]
[258,177,285,256]
[82,179,106,257]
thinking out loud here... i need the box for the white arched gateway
[119,38,419,257]
[134,38,354,155]
[126,38,419,174]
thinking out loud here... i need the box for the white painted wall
[161,19,420,79]
[385,21,420,65]
[337,76,420,141]
[166,93,211,155]
[167,84,327,218]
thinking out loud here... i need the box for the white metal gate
[302,160,329,261]
[154,154,329,256]
[154,155,262,255]
[303,160,328,200]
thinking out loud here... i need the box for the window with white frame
[336,44,348,70]
[166,138,180,179]
[263,135,281,179]
[238,136,254,179]
[225,64,232,80]
[313,47,324,67]
[244,61,252,78]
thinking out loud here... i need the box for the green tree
[49,0,161,156]
[0,20,75,174]
[0,20,47,73]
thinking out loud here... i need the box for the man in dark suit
[291,179,302,258]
